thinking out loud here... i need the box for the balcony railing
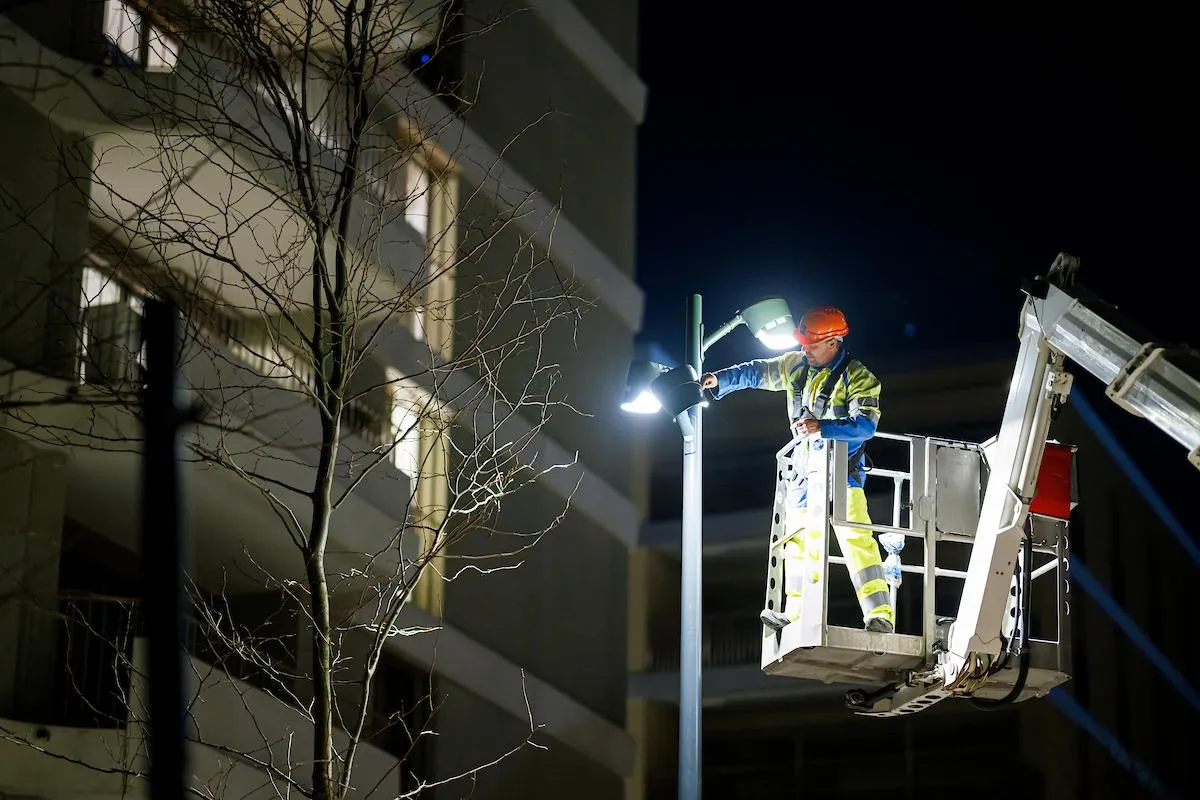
[45,593,423,773]
[54,595,139,728]
[206,307,390,449]
[51,594,285,728]
[76,265,390,450]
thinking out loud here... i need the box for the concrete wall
[3,0,106,63]
[460,0,638,275]
[453,191,641,503]
[437,12,644,760]
[0,87,89,377]
[574,0,639,67]
[430,676,626,800]
[442,474,628,723]
[0,433,69,722]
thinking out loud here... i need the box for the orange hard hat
[794,306,850,345]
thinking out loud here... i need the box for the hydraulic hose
[970,532,1034,710]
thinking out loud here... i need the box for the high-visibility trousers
[781,483,893,626]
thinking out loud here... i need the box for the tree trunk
[308,545,336,800]
[308,413,340,799]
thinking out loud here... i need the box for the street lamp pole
[678,293,704,800]
[619,293,794,800]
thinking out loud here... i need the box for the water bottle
[880,533,905,588]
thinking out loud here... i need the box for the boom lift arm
[944,252,1200,689]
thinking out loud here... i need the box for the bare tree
[0,1,589,797]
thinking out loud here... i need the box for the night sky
[634,15,1193,371]
[631,13,1197,509]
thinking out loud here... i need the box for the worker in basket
[700,305,894,634]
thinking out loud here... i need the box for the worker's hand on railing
[778,428,810,459]
[700,372,718,390]
[792,418,822,438]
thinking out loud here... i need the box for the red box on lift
[1030,441,1078,520]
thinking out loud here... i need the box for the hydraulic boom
[945,253,1200,690]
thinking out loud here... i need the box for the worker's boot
[760,608,792,631]
[865,617,894,634]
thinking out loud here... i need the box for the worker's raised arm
[818,361,882,442]
[704,351,805,399]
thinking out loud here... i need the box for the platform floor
[762,626,1069,704]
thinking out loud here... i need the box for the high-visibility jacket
[710,348,882,488]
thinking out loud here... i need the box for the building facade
[0,2,646,798]
[626,345,1197,798]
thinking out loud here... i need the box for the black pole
[141,299,188,800]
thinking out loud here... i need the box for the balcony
[0,595,410,798]
[0,266,422,590]
[0,13,434,315]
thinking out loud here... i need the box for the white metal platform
[760,430,1073,715]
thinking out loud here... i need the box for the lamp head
[741,297,796,350]
[619,360,707,417]
[650,364,707,417]
[620,360,668,414]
